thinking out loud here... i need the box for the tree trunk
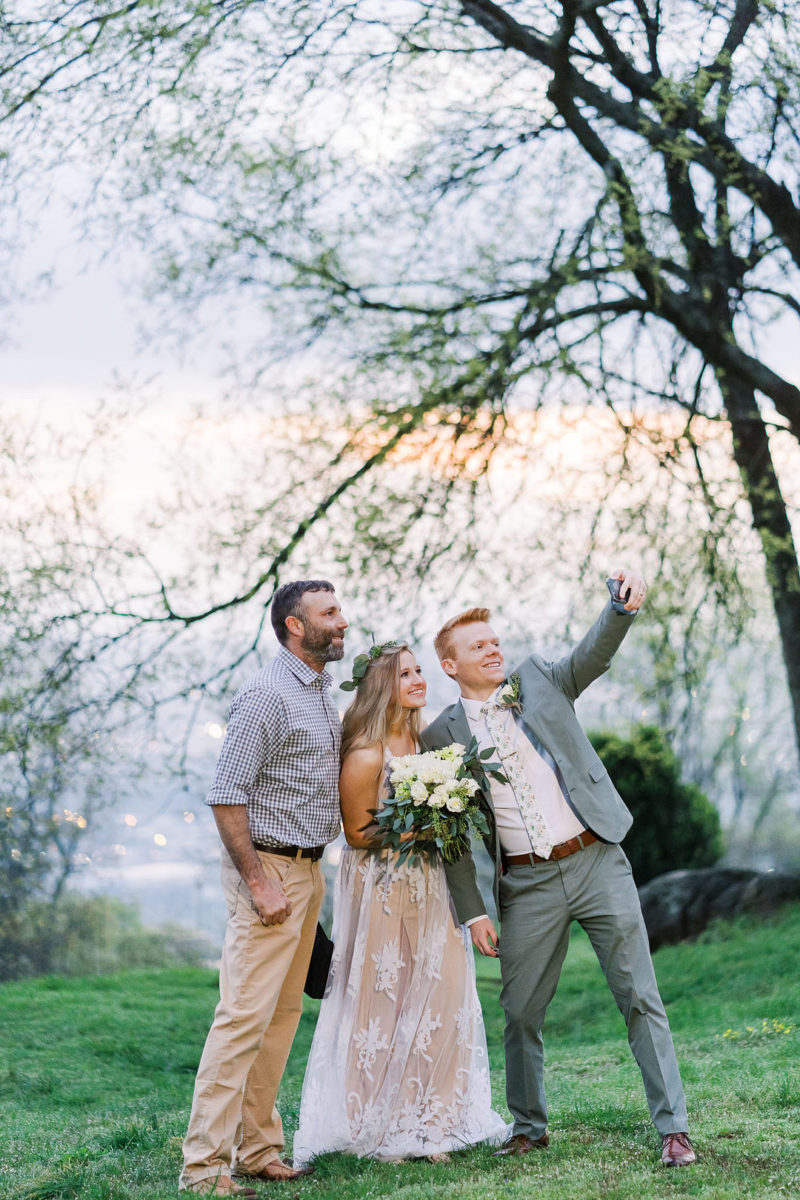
[720,371,800,764]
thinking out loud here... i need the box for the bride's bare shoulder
[341,742,384,773]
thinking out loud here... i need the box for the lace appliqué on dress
[294,844,508,1163]
[353,1016,390,1082]
[372,939,405,1001]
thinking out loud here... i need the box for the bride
[293,642,507,1164]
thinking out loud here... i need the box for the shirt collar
[461,689,501,721]
[277,645,332,690]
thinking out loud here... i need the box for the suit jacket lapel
[446,702,472,747]
[446,702,496,818]
[517,679,578,818]
[517,663,550,757]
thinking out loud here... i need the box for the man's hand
[250,877,292,926]
[470,916,500,957]
[610,567,647,612]
[211,805,293,927]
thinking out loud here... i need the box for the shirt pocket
[286,722,333,758]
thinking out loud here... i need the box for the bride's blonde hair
[341,642,421,759]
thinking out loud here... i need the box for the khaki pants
[180,848,324,1190]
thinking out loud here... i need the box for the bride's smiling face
[397,650,427,711]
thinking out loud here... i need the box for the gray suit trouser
[498,839,688,1138]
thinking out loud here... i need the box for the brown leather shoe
[493,1132,549,1157]
[184,1179,257,1198]
[661,1132,696,1167]
[234,1158,315,1182]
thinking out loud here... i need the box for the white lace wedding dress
[294,757,507,1164]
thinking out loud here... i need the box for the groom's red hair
[434,607,491,662]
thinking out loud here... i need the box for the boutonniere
[496,673,522,713]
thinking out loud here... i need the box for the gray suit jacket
[420,601,636,923]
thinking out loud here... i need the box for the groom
[421,570,696,1168]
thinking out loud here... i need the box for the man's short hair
[271,580,335,645]
[433,607,492,661]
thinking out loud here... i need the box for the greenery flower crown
[340,641,403,692]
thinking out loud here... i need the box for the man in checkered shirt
[180,580,347,1196]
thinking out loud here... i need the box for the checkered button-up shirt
[205,647,342,847]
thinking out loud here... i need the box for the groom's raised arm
[536,568,646,701]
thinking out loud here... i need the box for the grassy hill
[1,906,798,1200]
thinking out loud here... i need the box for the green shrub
[1,893,216,980]
[588,724,722,885]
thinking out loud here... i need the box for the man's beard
[301,624,345,662]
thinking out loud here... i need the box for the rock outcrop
[638,867,800,950]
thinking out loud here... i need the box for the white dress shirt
[461,694,586,853]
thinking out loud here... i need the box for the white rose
[410,780,428,805]
[429,785,449,808]
[445,794,465,812]
[419,763,448,786]
[389,755,417,784]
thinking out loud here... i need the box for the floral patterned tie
[481,699,554,858]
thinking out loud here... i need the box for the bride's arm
[340,745,385,848]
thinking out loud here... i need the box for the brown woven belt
[252,840,325,861]
[503,831,598,867]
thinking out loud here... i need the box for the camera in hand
[606,577,633,614]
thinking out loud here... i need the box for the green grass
[1,906,798,1200]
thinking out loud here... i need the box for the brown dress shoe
[184,1179,257,1198]
[661,1132,697,1167]
[234,1158,315,1182]
[493,1132,549,1157]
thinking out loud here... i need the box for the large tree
[2,1,799,754]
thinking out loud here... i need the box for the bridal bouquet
[376,740,500,864]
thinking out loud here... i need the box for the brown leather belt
[252,840,325,861]
[504,831,598,867]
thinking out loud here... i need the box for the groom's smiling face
[441,621,506,700]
